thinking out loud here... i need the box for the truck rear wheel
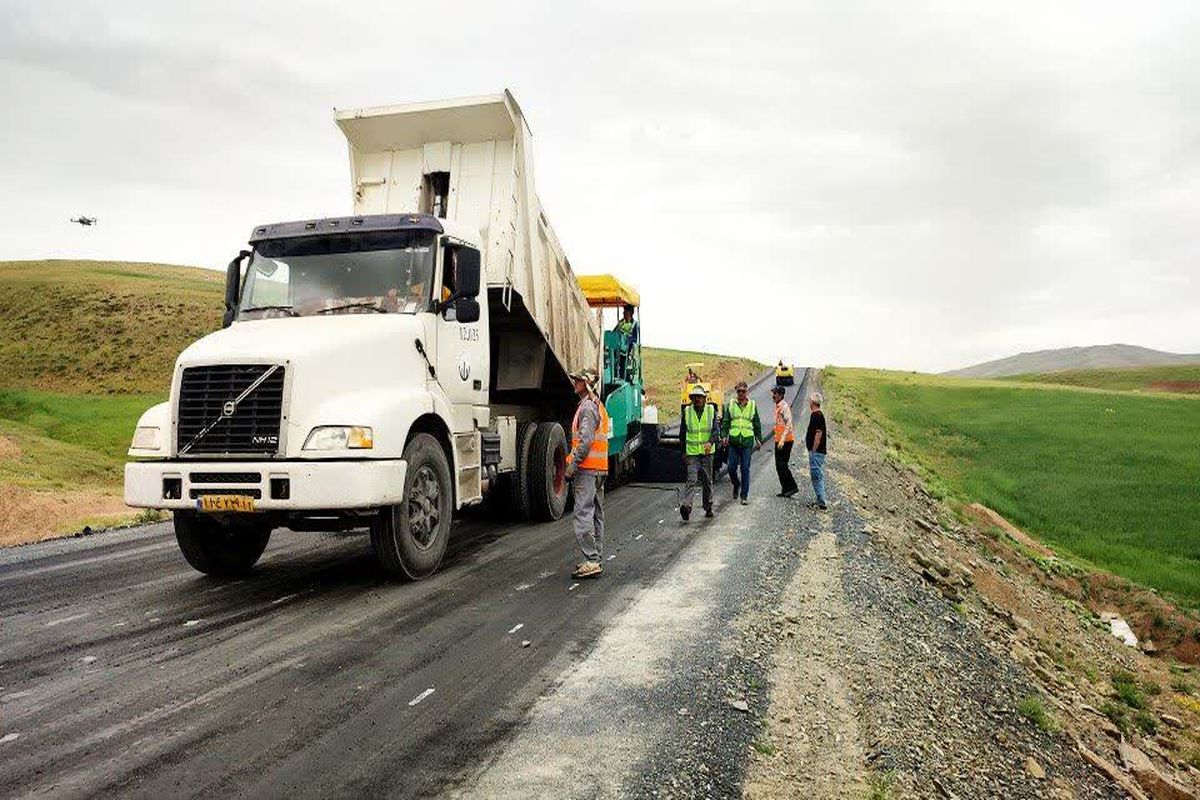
[173,511,272,576]
[371,433,453,580]
[528,421,568,521]
[506,422,536,521]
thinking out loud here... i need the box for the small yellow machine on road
[775,360,795,386]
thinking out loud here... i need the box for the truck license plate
[197,495,256,513]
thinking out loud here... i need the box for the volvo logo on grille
[222,401,236,417]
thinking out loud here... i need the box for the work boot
[730,478,740,499]
[740,498,749,505]
[572,561,603,579]
[782,488,798,499]
[704,506,714,518]
[680,505,691,521]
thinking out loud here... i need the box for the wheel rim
[407,465,442,549]
[552,443,567,495]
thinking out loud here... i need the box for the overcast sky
[2,1,1197,371]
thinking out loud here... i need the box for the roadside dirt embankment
[746,392,1200,799]
[0,485,131,547]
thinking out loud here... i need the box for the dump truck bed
[335,92,599,388]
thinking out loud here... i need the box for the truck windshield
[239,230,436,319]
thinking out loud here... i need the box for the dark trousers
[681,454,713,511]
[727,444,752,500]
[774,441,798,494]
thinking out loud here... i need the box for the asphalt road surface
[0,369,806,798]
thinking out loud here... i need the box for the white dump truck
[125,91,605,579]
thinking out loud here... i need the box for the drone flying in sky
[70,216,97,226]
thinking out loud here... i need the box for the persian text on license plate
[197,494,256,513]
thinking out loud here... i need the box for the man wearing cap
[679,385,719,520]
[564,367,609,579]
[721,380,766,505]
[772,385,799,498]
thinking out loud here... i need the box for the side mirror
[454,297,481,324]
[222,250,251,328]
[454,247,482,297]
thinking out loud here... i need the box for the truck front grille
[176,365,285,456]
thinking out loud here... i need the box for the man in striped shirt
[772,385,799,498]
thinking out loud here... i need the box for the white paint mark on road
[568,583,580,592]
[508,623,524,635]
[0,733,18,744]
[635,534,644,540]
[46,613,88,627]
[408,688,435,707]
[183,620,201,627]
[514,582,533,592]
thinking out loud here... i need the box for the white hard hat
[688,385,708,398]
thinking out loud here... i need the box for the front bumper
[124,459,407,511]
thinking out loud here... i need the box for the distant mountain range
[945,344,1200,379]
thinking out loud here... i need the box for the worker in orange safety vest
[772,385,799,498]
[564,367,609,579]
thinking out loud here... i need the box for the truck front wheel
[173,511,272,576]
[528,421,569,521]
[371,433,453,580]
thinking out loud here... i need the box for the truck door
[435,243,488,411]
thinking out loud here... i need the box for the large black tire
[506,421,536,521]
[174,511,272,576]
[370,433,453,580]
[528,421,569,521]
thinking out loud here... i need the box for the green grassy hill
[0,260,223,394]
[1008,365,1200,394]
[827,367,1200,606]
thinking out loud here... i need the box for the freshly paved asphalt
[0,369,806,799]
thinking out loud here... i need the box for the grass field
[827,368,1200,606]
[642,347,769,422]
[1009,364,1200,394]
[0,389,163,490]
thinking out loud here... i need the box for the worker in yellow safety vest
[565,367,609,578]
[679,385,719,521]
[721,380,767,505]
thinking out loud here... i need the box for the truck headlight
[303,426,374,450]
[131,426,161,450]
